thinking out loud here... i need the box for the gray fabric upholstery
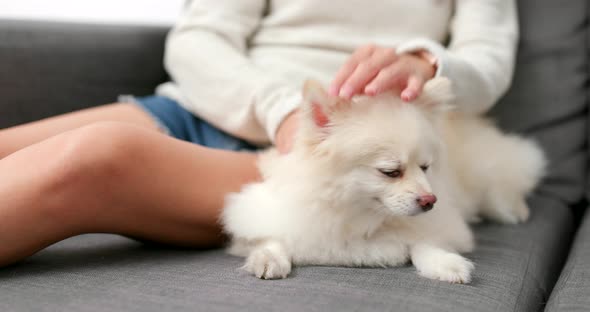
[0,195,574,312]
[587,3,590,202]
[490,0,589,206]
[0,20,169,128]
[546,208,590,312]
[0,0,588,310]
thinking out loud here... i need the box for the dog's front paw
[242,243,291,279]
[417,252,474,284]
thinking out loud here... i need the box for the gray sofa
[0,1,588,311]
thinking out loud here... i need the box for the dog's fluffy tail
[445,116,547,223]
[448,116,547,195]
[489,134,547,194]
[479,133,546,224]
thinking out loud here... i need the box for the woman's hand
[329,44,437,102]
[275,45,436,153]
[275,110,299,154]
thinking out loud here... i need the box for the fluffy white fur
[221,78,546,283]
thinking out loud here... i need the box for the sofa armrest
[0,19,169,128]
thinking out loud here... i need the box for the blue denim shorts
[129,95,259,152]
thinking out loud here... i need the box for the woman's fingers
[331,46,435,101]
[364,63,405,96]
[401,75,426,102]
[338,48,398,99]
[329,44,377,97]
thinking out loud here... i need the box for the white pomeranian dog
[221,78,546,284]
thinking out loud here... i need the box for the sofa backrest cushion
[489,0,589,206]
[0,20,169,128]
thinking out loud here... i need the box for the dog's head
[296,78,454,217]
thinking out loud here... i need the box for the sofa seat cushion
[0,195,573,312]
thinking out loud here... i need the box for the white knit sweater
[156,0,518,145]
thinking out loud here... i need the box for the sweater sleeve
[396,0,518,114]
[163,0,302,144]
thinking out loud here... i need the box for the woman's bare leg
[0,103,157,158]
[0,122,261,267]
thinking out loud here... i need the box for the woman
[0,0,517,266]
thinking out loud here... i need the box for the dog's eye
[420,165,430,172]
[379,169,402,178]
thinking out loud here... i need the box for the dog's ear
[302,80,337,128]
[417,77,455,112]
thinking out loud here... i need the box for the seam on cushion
[550,251,577,308]
[512,243,534,312]
[513,247,532,312]
[515,253,556,311]
[547,218,586,309]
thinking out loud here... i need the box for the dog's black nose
[421,202,434,212]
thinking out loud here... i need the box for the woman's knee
[39,122,153,216]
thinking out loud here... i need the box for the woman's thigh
[0,103,158,158]
[4,121,260,248]
[0,120,260,266]
[72,122,260,245]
